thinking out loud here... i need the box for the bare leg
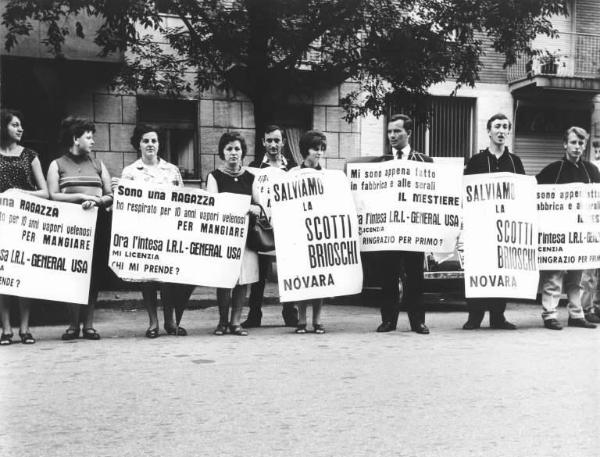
[216,288,231,325]
[18,298,32,334]
[0,295,13,334]
[141,284,159,330]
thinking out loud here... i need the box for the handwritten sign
[269,169,363,301]
[0,190,96,304]
[537,183,600,269]
[110,181,250,288]
[346,160,463,252]
[463,173,538,299]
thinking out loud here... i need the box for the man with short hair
[463,113,524,330]
[374,114,432,334]
[536,126,599,330]
[243,125,298,328]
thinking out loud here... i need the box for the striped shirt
[54,153,104,197]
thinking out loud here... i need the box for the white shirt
[392,145,411,160]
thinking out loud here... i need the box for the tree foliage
[3,0,567,142]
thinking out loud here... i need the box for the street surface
[1,302,598,457]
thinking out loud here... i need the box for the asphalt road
[1,303,598,457]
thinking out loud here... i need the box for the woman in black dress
[206,132,260,336]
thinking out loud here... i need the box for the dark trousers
[248,255,272,310]
[379,250,425,329]
[465,298,507,325]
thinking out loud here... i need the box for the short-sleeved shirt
[0,148,38,192]
[121,158,183,188]
[54,153,104,197]
[208,168,254,196]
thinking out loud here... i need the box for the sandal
[0,333,13,346]
[165,325,187,336]
[213,323,228,336]
[61,327,80,341]
[19,332,36,344]
[229,325,248,336]
[145,327,159,339]
[313,324,325,334]
[295,324,307,334]
[82,328,101,340]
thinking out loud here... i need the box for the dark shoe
[19,332,35,344]
[165,325,187,336]
[584,313,600,324]
[61,327,80,340]
[0,333,13,346]
[241,310,262,329]
[462,320,480,330]
[213,323,228,336]
[490,320,517,330]
[282,305,299,327]
[412,323,430,334]
[544,319,563,330]
[82,328,101,340]
[295,324,307,334]
[229,325,248,336]
[145,327,160,339]
[568,318,597,329]
[313,324,325,334]
[376,322,396,333]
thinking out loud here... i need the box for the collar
[393,145,412,159]
[262,154,288,168]
[562,156,582,167]
[485,146,510,159]
[135,158,170,170]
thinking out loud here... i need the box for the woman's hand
[81,196,100,210]
[111,177,120,192]
[248,204,262,217]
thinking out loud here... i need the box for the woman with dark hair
[119,124,194,338]
[206,131,260,336]
[289,130,327,333]
[0,109,49,345]
[47,117,113,341]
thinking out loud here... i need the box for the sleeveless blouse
[0,148,38,192]
[208,168,254,196]
[55,153,104,197]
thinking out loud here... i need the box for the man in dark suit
[360,114,433,334]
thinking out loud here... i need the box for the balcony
[507,32,600,92]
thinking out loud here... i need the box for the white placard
[463,173,539,299]
[347,160,463,252]
[0,190,96,304]
[270,169,363,301]
[110,181,250,288]
[537,183,600,269]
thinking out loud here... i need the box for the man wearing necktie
[376,114,433,333]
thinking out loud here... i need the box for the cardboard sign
[0,190,96,304]
[110,181,250,288]
[463,173,539,299]
[537,183,600,269]
[347,160,463,252]
[269,169,363,301]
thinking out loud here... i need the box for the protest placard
[463,173,538,299]
[537,183,600,269]
[247,166,286,255]
[0,190,96,304]
[110,181,250,288]
[346,160,463,252]
[269,169,363,302]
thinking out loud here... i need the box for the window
[137,97,199,179]
[388,96,475,159]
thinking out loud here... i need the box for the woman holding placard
[0,109,49,345]
[289,130,327,334]
[47,117,113,341]
[119,124,194,338]
[206,132,260,336]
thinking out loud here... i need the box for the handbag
[247,204,275,252]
